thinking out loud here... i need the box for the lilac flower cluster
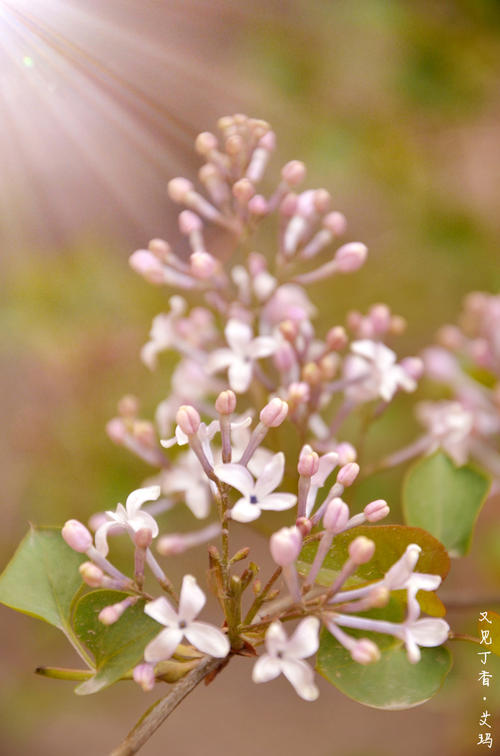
[62,114,449,702]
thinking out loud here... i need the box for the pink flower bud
[336,462,360,487]
[99,603,125,625]
[232,178,255,203]
[62,520,93,553]
[79,561,104,587]
[133,420,157,447]
[179,210,203,234]
[351,638,380,665]
[215,389,237,415]
[313,189,331,214]
[298,445,320,477]
[274,343,296,372]
[134,528,153,550]
[133,663,156,692]
[401,356,424,382]
[323,498,349,533]
[348,536,375,565]
[287,382,310,404]
[334,242,368,273]
[369,304,391,334]
[148,238,171,261]
[326,326,348,351]
[176,405,201,436]
[118,394,139,418]
[106,418,127,444]
[167,177,193,203]
[270,526,302,567]
[281,160,306,186]
[279,192,298,216]
[364,499,390,522]
[129,250,166,285]
[260,397,288,427]
[323,211,347,236]
[157,534,188,556]
[248,194,268,215]
[258,130,276,151]
[190,251,217,279]
[195,131,218,155]
[436,325,463,350]
[335,442,357,465]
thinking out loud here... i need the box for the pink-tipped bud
[279,192,298,217]
[133,662,156,692]
[314,189,331,214]
[232,178,255,204]
[134,528,153,550]
[260,397,288,428]
[298,445,320,477]
[335,442,357,465]
[281,160,306,186]
[215,389,237,415]
[279,319,299,342]
[270,526,302,567]
[326,326,348,351]
[195,131,218,155]
[176,405,201,436]
[248,194,269,215]
[118,394,139,418]
[351,638,380,665]
[167,177,193,203]
[348,536,376,565]
[436,324,463,350]
[302,362,322,386]
[364,499,390,522]
[79,561,104,587]
[106,417,127,445]
[259,130,276,151]
[190,252,217,279]
[401,356,424,382]
[157,534,188,556]
[133,420,156,447]
[62,520,93,553]
[319,354,338,380]
[179,210,203,235]
[323,211,347,236]
[148,238,171,261]
[273,344,296,373]
[99,603,126,626]
[129,250,166,285]
[296,516,313,536]
[336,462,360,487]
[287,381,310,405]
[334,242,368,273]
[323,498,350,533]
[88,512,109,532]
[390,314,407,334]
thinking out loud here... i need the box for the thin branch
[109,656,225,756]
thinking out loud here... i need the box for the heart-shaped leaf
[73,589,160,694]
[403,451,490,557]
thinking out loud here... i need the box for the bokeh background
[2,1,500,754]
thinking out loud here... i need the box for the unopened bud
[323,211,347,236]
[270,526,302,567]
[232,178,255,204]
[215,390,236,415]
[319,354,338,380]
[79,561,104,587]
[314,189,331,214]
[133,420,156,447]
[106,417,127,444]
[369,304,391,334]
[348,536,375,565]
[336,462,360,487]
[436,324,463,350]
[260,398,288,427]
[390,314,407,334]
[364,499,390,522]
[62,520,93,553]
[323,498,349,533]
[279,319,299,342]
[401,357,424,382]
[195,131,218,155]
[148,238,171,261]
[129,250,165,285]
[326,326,348,351]
[134,528,153,550]
[118,395,139,418]
[279,192,298,216]
[335,442,357,465]
[302,362,322,386]
[248,195,268,215]
[298,445,320,477]
[179,210,203,235]
[287,382,310,405]
[190,251,217,279]
[167,177,193,203]
[157,534,187,556]
[274,343,296,373]
[230,547,250,563]
[176,405,201,436]
[99,603,126,625]
[133,662,156,692]
[334,242,368,273]
[351,638,380,665]
[281,160,306,186]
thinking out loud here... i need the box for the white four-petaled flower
[144,575,230,662]
[95,486,161,556]
[207,319,277,393]
[215,452,296,522]
[252,618,320,701]
[344,340,417,403]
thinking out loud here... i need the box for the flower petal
[281,658,319,701]
[185,621,230,657]
[206,348,235,375]
[229,498,262,522]
[214,463,254,497]
[228,358,253,393]
[246,336,277,360]
[265,621,288,656]
[144,596,178,627]
[311,452,338,488]
[185,483,211,519]
[252,655,282,683]
[144,627,183,663]
[178,575,206,623]
[128,511,160,539]
[408,618,450,647]
[285,617,320,659]
[258,493,297,512]
[126,486,161,516]
[225,319,252,354]
[254,452,285,498]
[95,521,124,557]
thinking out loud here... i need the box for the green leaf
[0,526,84,633]
[317,625,452,709]
[73,590,160,695]
[298,524,449,617]
[403,451,490,557]
[477,611,500,657]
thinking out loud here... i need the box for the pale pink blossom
[344,340,418,403]
[95,486,161,556]
[207,319,277,393]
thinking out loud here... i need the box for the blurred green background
[2,1,500,754]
